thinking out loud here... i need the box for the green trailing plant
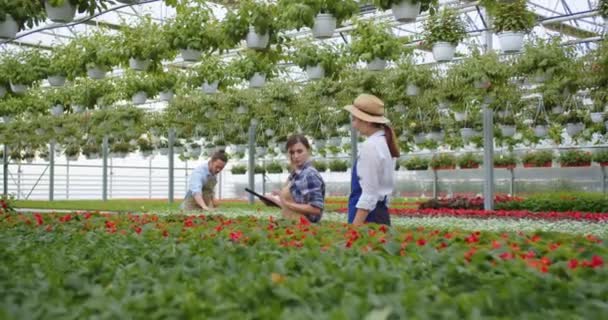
[423,8,466,45]
[328,159,348,172]
[153,70,182,92]
[516,37,575,78]
[82,143,100,156]
[312,160,327,172]
[192,55,228,86]
[265,161,284,174]
[137,137,154,152]
[74,29,119,71]
[0,0,45,30]
[372,0,437,13]
[449,50,511,89]
[593,149,608,164]
[599,0,608,19]
[231,164,247,175]
[46,0,114,16]
[457,153,482,169]
[254,164,266,174]
[490,0,536,33]
[221,0,281,48]
[70,78,115,109]
[429,153,456,170]
[117,15,175,69]
[121,71,159,98]
[111,141,132,154]
[165,10,224,53]
[229,49,280,80]
[350,19,409,62]
[0,94,46,117]
[522,150,553,167]
[47,41,86,80]
[558,150,592,167]
[63,144,80,158]
[403,156,429,170]
[0,50,48,86]
[494,153,517,167]
[278,0,360,30]
[291,42,344,79]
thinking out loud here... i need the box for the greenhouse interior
[0,0,607,318]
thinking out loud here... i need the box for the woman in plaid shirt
[272,134,326,223]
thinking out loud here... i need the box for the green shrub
[496,192,608,213]
[559,150,592,166]
[403,157,429,170]
[328,160,348,172]
[231,165,247,175]
[522,151,553,167]
[457,153,482,169]
[265,161,284,174]
[429,153,456,170]
[313,160,327,172]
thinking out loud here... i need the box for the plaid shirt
[288,161,325,223]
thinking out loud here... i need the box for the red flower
[548,242,560,251]
[184,219,194,228]
[34,213,43,226]
[437,242,448,250]
[540,256,551,266]
[298,216,311,226]
[134,226,142,234]
[162,230,169,237]
[499,252,514,260]
[215,225,223,232]
[417,238,427,246]
[45,225,53,232]
[444,232,453,239]
[230,230,243,242]
[286,228,294,235]
[59,214,72,223]
[465,233,479,244]
[568,259,579,270]
[83,212,92,219]
[591,255,604,268]
[492,240,501,249]
[379,225,388,233]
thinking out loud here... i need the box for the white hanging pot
[236,105,249,114]
[432,42,456,62]
[329,137,341,146]
[312,13,336,39]
[67,155,79,161]
[159,148,169,156]
[246,26,269,49]
[406,84,420,96]
[460,128,475,139]
[201,81,219,94]
[551,106,563,114]
[132,91,148,105]
[496,110,511,118]
[427,131,445,142]
[50,104,64,116]
[44,1,77,23]
[0,86,6,98]
[315,139,326,149]
[497,31,525,53]
[0,14,19,39]
[534,125,548,137]
[367,58,387,71]
[180,48,202,62]
[249,72,266,88]
[566,122,583,136]
[454,112,467,122]
[265,129,275,137]
[413,133,427,144]
[87,65,107,80]
[112,152,128,159]
[500,125,516,137]
[47,74,66,87]
[532,72,548,84]
[2,116,11,124]
[85,153,100,160]
[9,82,27,94]
[159,90,174,102]
[141,150,154,158]
[35,128,45,135]
[306,64,325,80]
[129,57,151,71]
[590,112,604,123]
[391,0,421,22]
[72,104,84,113]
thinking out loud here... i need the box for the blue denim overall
[347,159,391,225]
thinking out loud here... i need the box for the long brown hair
[381,124,400,158]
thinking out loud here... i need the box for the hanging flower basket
[87,65,107,80]
[367,58,387,71]
[561,162,592,168]
[246,26,269,49]
[500,125,516,137]
[47,75,66,87]
[590,112,604,123]
[159,90,174,102]
[180,48,202,62]
[306,64,325,80]
[406,84,420,96]
[201,81,219,94]
[534,125,548,137]
[132,91,148,105]
[497,31,525,53]
[9,82,27,94]
[44,1,77,23]
[0,14,19,39]
[432,42,456,62]
[312,13,336,39]
[129,58,151,71]
[249,73,266,88]
[0,86,6,98]
[391,1,421,22]
[50,104,64,116]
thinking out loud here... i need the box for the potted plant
[82,142,100,159]
[74,30,119,80]
[532,116,549,137]
[458,153,482,169]
[111,141,132,158]
[328,159,348,172]
[592,149,608,167]
[558,150,592,168]
[394,61,435,96]
[44,0,113,23]
[0,1,45,39]
[231,164,247,175]
[153,70,181,102]
[46,87,71,116]
[599,0,608,20]
[516,38,574,82]
[117,16,175,71]
[64,144,80,161]
[559,108,585,137]
[522,150,553,168]
[372,0,437,22]
[494,153,517,169]
[1,50,47,93]
[254,164,266,174]
[430,153,456,170]
[278,0,360,39]
[350,20,406,71]
[312,160,327,172]
[193,55,227,94]
[291,42,343,80]
[490,0,536,52]
[498,115,516,137]
[137,137,154,158]
[266,161,284,174]
[165,10,223,61]
[220,0,280,50]
[121,71,158,105]
[229,49,280,88]
[423,8,466,62]
[403,156,429,170]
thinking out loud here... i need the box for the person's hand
[271,190,280,196]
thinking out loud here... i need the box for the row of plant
[0,209,606,318]
[229,159,350,175]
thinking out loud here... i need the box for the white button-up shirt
[356,130,395,211]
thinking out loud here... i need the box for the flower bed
[0,210,606,318]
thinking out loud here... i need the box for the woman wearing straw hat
[343,94,400,226]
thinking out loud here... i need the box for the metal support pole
[49,142,55,201]
[66,158,70,200]
[17,164,21,200]
[248,123,257,204]
[168,128,175,204]
[509,168,515,196]
[350,117,358,189]
[148,157,152,199]
[262,159,266,195]
[432,169,438,199]
[482,11,495,210]
[102,136,108,201]
[3,144,7,197]
[602,166,606,196]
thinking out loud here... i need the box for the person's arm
[352,145,382,226]
[188,167,210,211]
[282,201,321,216]
[282,174,324,216]
[194,193,212,211]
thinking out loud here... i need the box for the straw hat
[343,93,390,124]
